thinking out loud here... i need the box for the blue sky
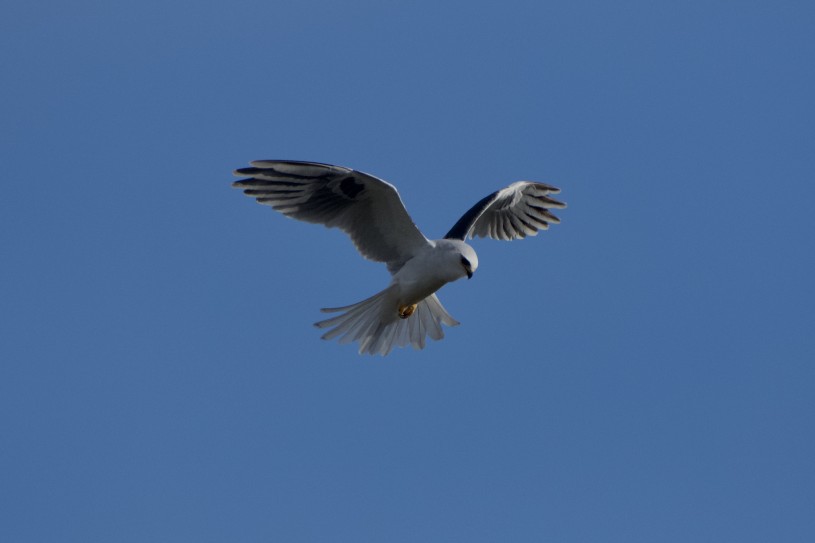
[2,1,814,541]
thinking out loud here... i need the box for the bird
[232,160,565,355]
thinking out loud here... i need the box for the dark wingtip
[234,167,262,176]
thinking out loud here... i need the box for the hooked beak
[466,269,473,280]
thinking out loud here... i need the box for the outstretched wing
[233,160,430,273]
[444,181,566,241]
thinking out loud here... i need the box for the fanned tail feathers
[314,286,459,356]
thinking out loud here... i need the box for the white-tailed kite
[233,160,565,355]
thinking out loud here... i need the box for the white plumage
[233,160,565,355]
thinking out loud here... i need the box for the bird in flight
[233,160,565,355]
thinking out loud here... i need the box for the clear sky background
[2,1,814,541]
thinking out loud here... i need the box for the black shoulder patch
[444,190,500,240]
[339,176,365,199]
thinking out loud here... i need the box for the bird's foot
[398,303,417,319]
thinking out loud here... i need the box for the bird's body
[391,239,478,307]
[233,160,564,355]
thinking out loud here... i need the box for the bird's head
[459,252,477,279]
[437,239,478,281]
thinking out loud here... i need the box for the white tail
[314,285,460,356]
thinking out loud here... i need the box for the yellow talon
[398,303,417,319]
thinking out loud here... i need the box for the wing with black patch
[445,181,566,241]
[233,160,430,272]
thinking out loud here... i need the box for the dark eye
[460,256,471,268]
